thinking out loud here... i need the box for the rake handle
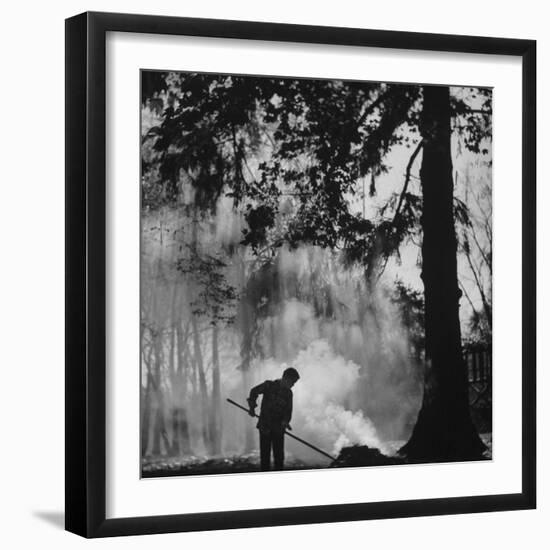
[226,398,335,461]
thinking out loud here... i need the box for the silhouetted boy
[247,367,300,471]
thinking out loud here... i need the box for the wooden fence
[464,347,492,433]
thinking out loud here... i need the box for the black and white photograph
[140,70,493,478]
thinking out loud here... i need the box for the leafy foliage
[175,247,237,325]
[142,72,492,277]
[392,280,425,358]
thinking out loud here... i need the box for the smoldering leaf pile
[330,445,403,468]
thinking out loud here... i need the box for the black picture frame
[65,11,536,538]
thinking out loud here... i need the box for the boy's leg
[272,429,285,470]
[259,429,271,471]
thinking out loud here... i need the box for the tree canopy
[143,72,491,281]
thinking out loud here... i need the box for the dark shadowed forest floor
[141,433,492,478]
[141,451,322,477]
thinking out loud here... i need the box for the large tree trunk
[400,86,485,462]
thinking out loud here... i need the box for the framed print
[65,11,536,538]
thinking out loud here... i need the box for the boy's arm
[283,394,293,429]
[247,381,267,413]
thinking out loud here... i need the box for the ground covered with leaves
[142,434,492,477]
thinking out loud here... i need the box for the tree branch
[464,238,492,328]
[392,139,424,225]
[372,140,424,284]
[459,279,481,324]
